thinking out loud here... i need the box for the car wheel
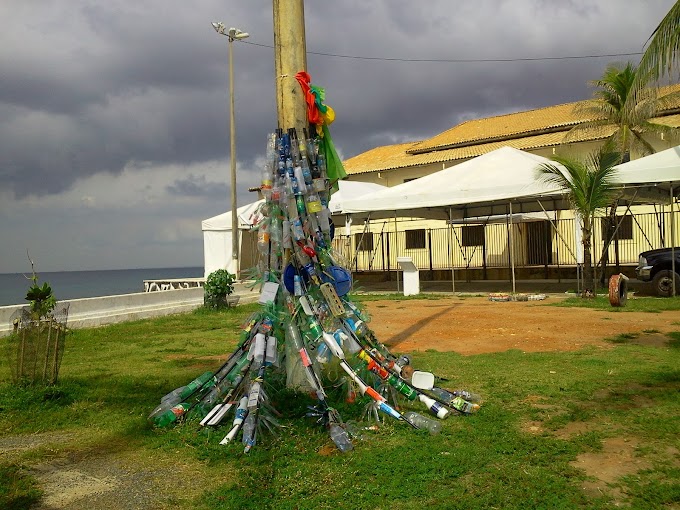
[652,270,680,297]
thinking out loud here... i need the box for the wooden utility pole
[273,0,308,132]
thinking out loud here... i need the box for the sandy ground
[363,295,680,354]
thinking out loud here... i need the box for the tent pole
[672,184,676,297]
[509,202,516,294]
[395,211,400,293]
[449,207,456,293]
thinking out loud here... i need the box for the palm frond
[631,1,680,96]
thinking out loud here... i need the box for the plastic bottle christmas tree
[148,72,481,453]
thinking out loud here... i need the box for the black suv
[636,248,680,297]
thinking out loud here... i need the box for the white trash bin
[397,256,420,296]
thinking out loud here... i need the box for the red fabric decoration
[295,71,322,125]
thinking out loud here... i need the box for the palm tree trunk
[582,216,595,295]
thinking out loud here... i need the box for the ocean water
[0,267,204,307]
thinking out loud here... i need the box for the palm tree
[632,0,680,96]
[566,62,678,285]
[536,146,621,295]
[567,62,676,159]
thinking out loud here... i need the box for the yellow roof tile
[343,83,680,175]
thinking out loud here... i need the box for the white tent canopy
[202,200,264,277]
[328,180,387,214]
[613,145,680,203]
[341,147,568,220]
[200,180,387,278]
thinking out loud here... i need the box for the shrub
[204,269,236,309]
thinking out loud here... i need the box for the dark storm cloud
[166,174,228,198]
[1,0,676,201]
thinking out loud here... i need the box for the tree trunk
[598,201,619,287]
[582,216,595,296]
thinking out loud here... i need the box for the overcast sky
[1,0,676,273]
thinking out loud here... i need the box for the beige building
[336,84,680,280]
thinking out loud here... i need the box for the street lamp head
[228,27,249,40]
[211,22,227,35]
[211,22,249,40]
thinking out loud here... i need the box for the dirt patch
[27,450,218,510]
[362,296,680,354]
[570,437,651,505]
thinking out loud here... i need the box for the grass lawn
[1,299,679,509]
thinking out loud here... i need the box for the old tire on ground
[652,270,680,297]
[608,273,628,307]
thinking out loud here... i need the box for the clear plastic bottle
[430,387,482,406]
[453,390,482,403]
[329,422,353,452]
[241,412,257,452]
[403,411,442,434]
[428,387,456,404]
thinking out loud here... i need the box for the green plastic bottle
[387,374,418,400]
[152,402,190,427]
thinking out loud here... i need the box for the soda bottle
[387,374,418,401]
[150,402,190,427]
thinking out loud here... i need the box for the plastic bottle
[387,374,419,401]
[241,412,257,452]
[295,194,307,216]
[418,394,449,419]
[301,159,313,185]
[402,411,442,434]
[221,396,248,444]
[451,396,480,414]
[257,221,270,254]
[160,371,214,404]
[150,402,190,427]
[428,387,455,404]
[429,387,482,406]
[329,422,354,452]
[307,317,324,341]
[294,166,307,194]
[265,335,278,365]
[282,220,292,249]
[306,192,322,213]
[225,355,250,383]
[453,390,482,403]
[291,217,305,241]
[317,154,327,179]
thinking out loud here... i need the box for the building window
[462,225,485,247]
[405,229,426,249]
[601,215,633,241]
[616,215,633,240]
[355,233,374,252]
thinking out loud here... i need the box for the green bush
[203,269,236,309]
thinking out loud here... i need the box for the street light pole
[211,22,249,279]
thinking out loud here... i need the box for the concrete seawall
[0,283,260,337]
